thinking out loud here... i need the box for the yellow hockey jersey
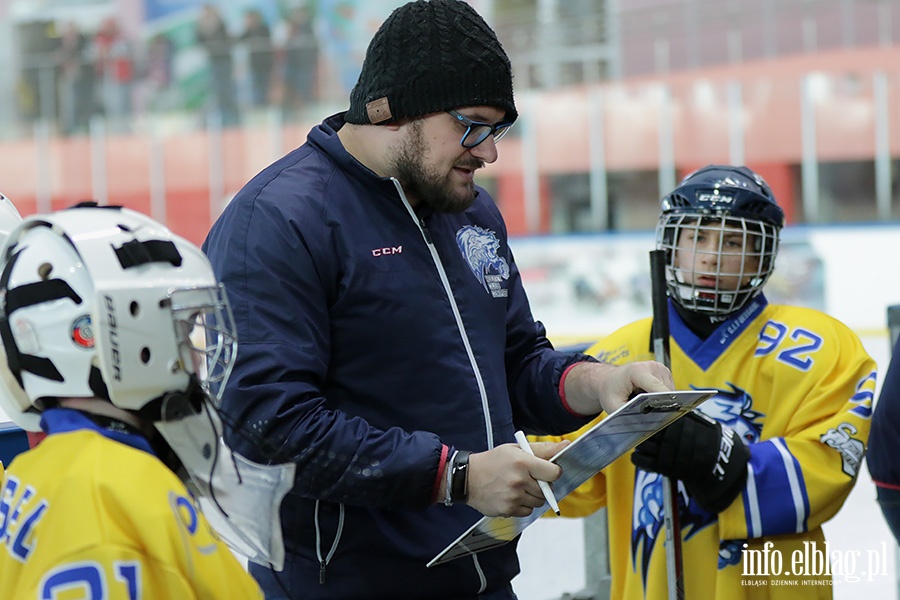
[543,297,875,600]
[0,409,263,599]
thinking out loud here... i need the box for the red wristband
[431,444,450,503]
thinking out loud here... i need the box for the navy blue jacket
[203,113,593,599]
[868,335,900,488]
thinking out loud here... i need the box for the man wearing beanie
[204,1,673,599]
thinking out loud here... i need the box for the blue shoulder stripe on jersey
[745,438,810,537]
[669,296,768,371]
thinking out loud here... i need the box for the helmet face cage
[167,284,236,405]
[657,212,780,318]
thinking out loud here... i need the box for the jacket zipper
[391,178,495,450]
[392,179,491,594]
[418,217,433,244]
[314,500,345,584]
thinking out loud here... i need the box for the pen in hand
[513,430,561,516]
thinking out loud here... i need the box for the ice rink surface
[513,334,899,600]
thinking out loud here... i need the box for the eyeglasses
[447,110,514,148]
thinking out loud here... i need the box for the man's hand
[465,439,569,518]
[563,360,675,416]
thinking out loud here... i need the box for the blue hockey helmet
[656,165,785,318]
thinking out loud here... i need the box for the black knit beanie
[345,0,517,125]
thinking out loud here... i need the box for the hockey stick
[649,249,685,600]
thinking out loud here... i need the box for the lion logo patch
[456,225,510,298]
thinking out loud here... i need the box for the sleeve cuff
[431,444,450,503]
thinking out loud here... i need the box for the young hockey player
[0,205,287,599]
[539,165,875,599]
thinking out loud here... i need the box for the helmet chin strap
[119,377,208,473]
[136,376,205,423]
[88,365,111,400]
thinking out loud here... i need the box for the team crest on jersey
[631,383,765,589]
[456,225,509,298]
[70,314,94,349]
[631,471,715,588]
[631,469,669,578]
[820,423,865,478]
[694,383,764,445]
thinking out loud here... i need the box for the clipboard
[427,389,716,567]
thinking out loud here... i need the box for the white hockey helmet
[0,205,236,430]
[0,193,24,425]
[0,205,295,569]
[0,193,23,249]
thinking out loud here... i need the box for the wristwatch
[444,450,471,506]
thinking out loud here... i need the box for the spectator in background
[277,6,318,121]
[140,33,175,113]
[240,9,274,107]
[56,21,94,134]
[92,17,134,131]
[196,4,239,127]
[326,1,364,95]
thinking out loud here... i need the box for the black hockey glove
[632,411,750,514]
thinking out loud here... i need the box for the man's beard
[389,120,484,214]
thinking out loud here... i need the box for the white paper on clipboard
[427,389,716,568]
